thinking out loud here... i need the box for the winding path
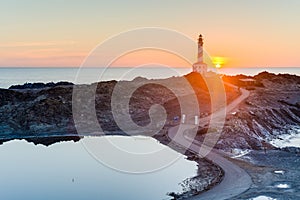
[167,84,252,199]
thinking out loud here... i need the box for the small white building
[194,115,199,125]
[181,114,186,124]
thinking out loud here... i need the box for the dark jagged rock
[0,75,219,142]
[215,72,300,150]
[9,81,74,90]
[0,136,81,146]
[281,146,300,154]
[0,72,299,150]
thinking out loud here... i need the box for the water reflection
[0,136,197,200]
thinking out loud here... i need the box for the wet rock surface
[230,150,300,200]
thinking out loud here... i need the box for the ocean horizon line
[0,66,299,69]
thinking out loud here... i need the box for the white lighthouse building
[192,34,207,75]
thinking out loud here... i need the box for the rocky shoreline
[0,72,241,140]
[190,72,300,152]
[1,72,299,150]
[0,71,300,199]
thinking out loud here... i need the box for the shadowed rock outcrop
[0,72,299,150]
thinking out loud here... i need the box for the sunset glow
[216,63,222,68]
[111,49,191,68]
[0,2,299,200]
[212,57,227,68]
[0,1,300,68]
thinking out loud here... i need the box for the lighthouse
[192,34,207,75]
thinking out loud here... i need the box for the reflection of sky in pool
[0,136,197,200]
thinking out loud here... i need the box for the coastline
[154,131,225,199]
[0,133,225,199]
[0,71,299,199]
[0,67,299,90]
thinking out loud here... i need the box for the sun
[215,63,222,68]
[212,56,228,69]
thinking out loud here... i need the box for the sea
[0,67,299,89]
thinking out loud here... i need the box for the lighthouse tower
[192,34,207,75]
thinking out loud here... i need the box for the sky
[0,0,300,68]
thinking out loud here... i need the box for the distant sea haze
[0,67,299,89]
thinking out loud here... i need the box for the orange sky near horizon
[110,50,192,68]
[1,0,300,68]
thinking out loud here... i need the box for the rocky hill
[195,72,300,151]
[0,71,299,150]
